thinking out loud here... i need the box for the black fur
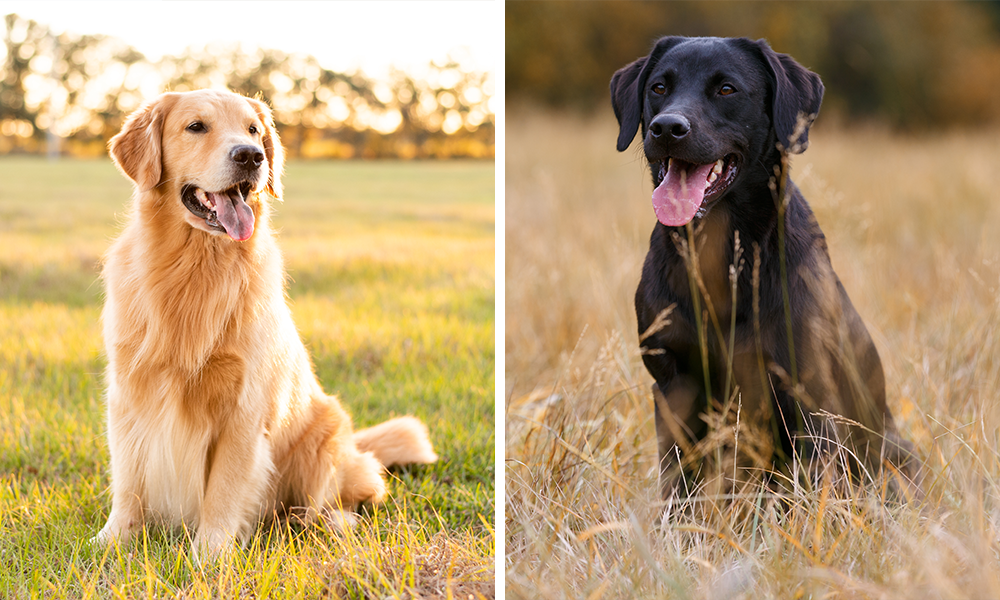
[611,36,919,498]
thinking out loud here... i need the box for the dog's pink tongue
[652,160,714,226]
[208,190,254,241]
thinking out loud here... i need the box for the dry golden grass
[505,108,1000,598]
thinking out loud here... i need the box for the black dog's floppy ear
[610,57,647,152]
[610,36,685,152]
[752,38,824,153]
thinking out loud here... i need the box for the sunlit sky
[0,1,497,78]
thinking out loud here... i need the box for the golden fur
[92,89,437,558]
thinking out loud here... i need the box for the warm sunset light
[0,3,496,159]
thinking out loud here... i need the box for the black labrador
[611,36,919,498]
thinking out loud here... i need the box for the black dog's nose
[230,145,265,169]
[648,114,691,141]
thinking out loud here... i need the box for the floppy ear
[610,36,685,152]
[108,93,179,192]
[753,38,824,153]
[610,57,648,152]
[246,96,284,200]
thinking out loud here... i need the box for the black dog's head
[611,36,823,227]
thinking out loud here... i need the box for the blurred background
[1,2,495,159]
[507,0,1000,129]
[506,3,1000,596]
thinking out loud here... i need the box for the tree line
[507,1,1000,130]
[1,13,494,159]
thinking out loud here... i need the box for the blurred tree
[506,1,1000,129]
[389,60,495,158]
[0,13,494,158]
[57,34,148,150]
[1,13,47,145]
[1,14,155,154]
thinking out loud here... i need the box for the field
[505,110,1000,598]
[0,158,495,598]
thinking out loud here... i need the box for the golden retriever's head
[109,89,284,242]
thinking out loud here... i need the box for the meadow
[0,158,495,598]
[505,110,1000,598]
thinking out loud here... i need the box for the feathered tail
[353,416,438,467]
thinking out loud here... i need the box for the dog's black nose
[648,114,691,141]
[231,145,265,169]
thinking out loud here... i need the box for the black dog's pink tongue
[207,189,254,241]
[652,159,714,226]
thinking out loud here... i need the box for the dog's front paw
[90,517,136,549]
[89,528,113,549]
[319,507,359,532]
[192,527,235,563]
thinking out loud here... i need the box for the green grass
[0,157,495,598]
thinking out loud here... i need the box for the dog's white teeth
[708,172,718,184]
[712,160,723,174]
[194,188,214,208]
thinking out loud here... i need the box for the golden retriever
[92,89,438,559]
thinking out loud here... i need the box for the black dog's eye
[186,122,206,133]
[652,83,666,95]
[719,84,737,96]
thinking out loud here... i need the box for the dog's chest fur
[106,201,275,373]
[102,222,280,524]
[666,206,735,325]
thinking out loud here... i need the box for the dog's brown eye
[652,83,666,95]
[719,84,736,96]
[187,122,206,133]
[249,125,259,135]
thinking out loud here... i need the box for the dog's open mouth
[651,154,740,226]
[181,182,255,242]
